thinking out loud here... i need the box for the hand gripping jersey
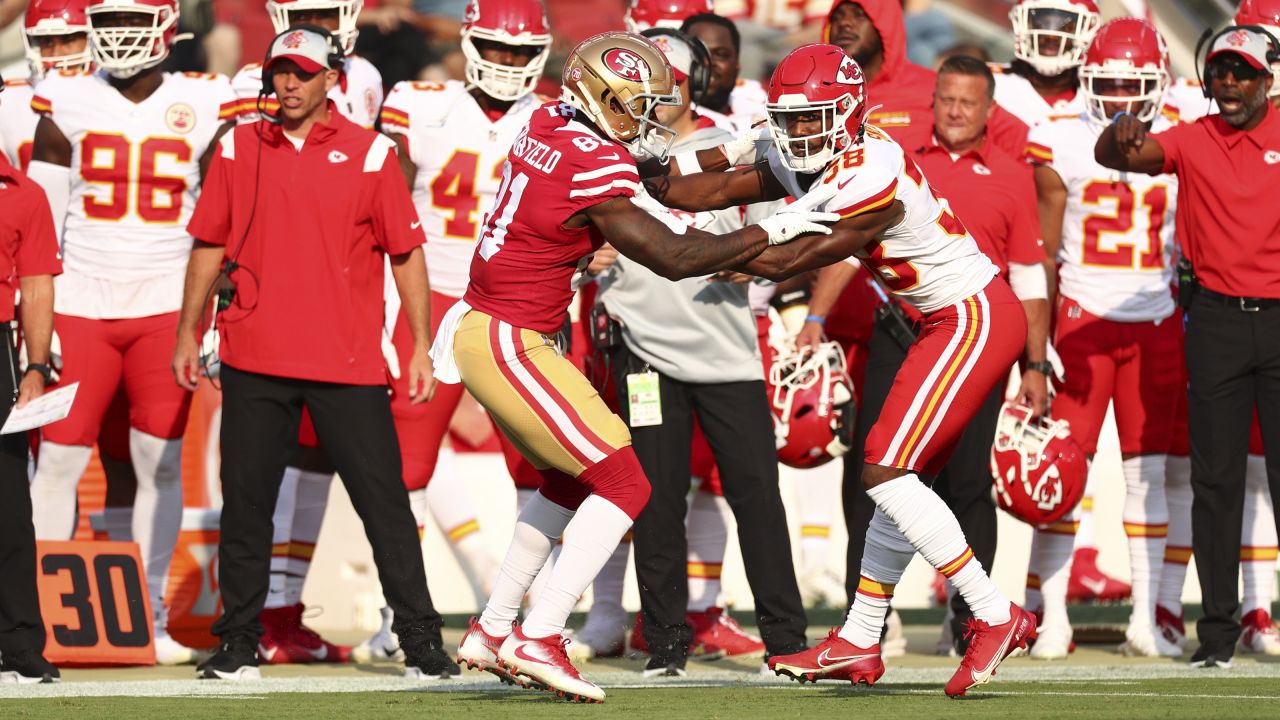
[993,66,1086,129]
[463,101,640,335]
[1026,112,1177,322]
[229,55,384,128]
[32,70,238,319]
[768,123,997,315]
[0,78,37,169]
[380,80,541,298]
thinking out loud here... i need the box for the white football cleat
[1030,618,1073,660]
[498,626,604,703]
[1239,609,1280,656]
[1119,624,1182,658]
[567,604,627,663]
[352,606,404,663]
[456,617,517,684]
[154,629,197,665]
[882,609,907,658]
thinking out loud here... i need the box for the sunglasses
[1207,58,1267,81]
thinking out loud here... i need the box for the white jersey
[993,67,1086,129]
[768,124,997,314]
[380,81,540,299]
[230,55,383,128]
[697,79,769,134]
[33,70,236,319]
[1167,76,1215,122]
[0,78,37,169]
[1028,113,1177,322]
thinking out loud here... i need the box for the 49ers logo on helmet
[602,48,652,82]
[836,56,864,85]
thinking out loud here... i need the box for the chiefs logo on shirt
[603,48,652,82]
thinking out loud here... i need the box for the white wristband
[1008,262,1048,301]
[673,150,702,177]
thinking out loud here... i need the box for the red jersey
[0,154,63,322]
[464,102,640,334]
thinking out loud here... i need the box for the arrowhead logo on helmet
[990,402,1086,527]
[836,56,863,85]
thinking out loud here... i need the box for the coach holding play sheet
[1097,26,1280,668]
[172,26,452,680]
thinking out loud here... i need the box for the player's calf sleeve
[407,487,429,532]
[1122,455,1168,628]
[686,488,729,612]
[284,469,331,607]
[130,429,184,614]
[1159,455,1193,615]
[1242,454,1278,615]
[1074,473,1099,551]
[590,534,630,613]
[839,508,914,647]
[576,447,650,520]
[266,468,300,610]
[480,491,575,636]
[1030,518,1077,628]
[796,460,842,574]
[867,473,1009,624]
[30,442,93,539]
[523,495,635,638]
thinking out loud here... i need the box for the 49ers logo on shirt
[602,48,652,82]
[166,103,196,134]
[836,56,864,86]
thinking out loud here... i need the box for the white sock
[1122,455,1168,629]
[102,506,134,542]
[868,474,1009,624]
[130,430,184,618]
[590,536,630,614]
[686,487,729,612]
[523,495,634,638]
[839,508,913,646]
[1242,454,1278,616]
[1073,473,1098,553]
[30,442,93,539]
[285,469,331,606]
[266,467,299,610]
[427,448,500,597]
[407,487,429,530]
[796,460,842,575]
[1159,455,1193,615]
[480,491,574,637]
[1029,516,1077,629]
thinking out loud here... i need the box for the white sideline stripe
[568,180,641,198]
[571,163,638,182]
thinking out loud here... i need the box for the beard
[1221,87,1268,127]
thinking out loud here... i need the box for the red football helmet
[768,340,856,469]
[266,0,363,56]
[23,0,93,79]
[1237,0,1280,96]
[765,43,868,172]
[990,402,1086,527]
[625,0,713,33]
[86,0,181,78]
[1009,0,1101,77]
[461,0,551,102]
[1080,18,1169,124]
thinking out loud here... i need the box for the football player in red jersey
[642,43,1036,696]
[443,31,837,703]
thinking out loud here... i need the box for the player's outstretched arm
[734,201,905,282]
[643,161,789,213]
[1095,114,1164,174]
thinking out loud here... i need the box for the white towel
[430,300,472,385]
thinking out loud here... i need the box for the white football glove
[720,126,772,167]
[381,328,401,380]
[756,185,841,246]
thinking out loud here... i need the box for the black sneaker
[198,635,260,680]
[1189,644,1234,669]
[642,655,687,678]
[404,641,459,680]
[0,649,60,684]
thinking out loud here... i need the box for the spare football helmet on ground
[990,401,1086,527]
[768,340,856,469]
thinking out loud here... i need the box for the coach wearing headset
[1097,26,1280,669]
[173,27,450,681]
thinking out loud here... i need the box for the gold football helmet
[560,30,681,160]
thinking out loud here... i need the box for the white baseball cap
[265,27,340,74]
[1207,28,1272,71]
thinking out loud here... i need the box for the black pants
[0,329,45,656]
[613,347,807,659]
[211,364,441,645]
[1185,292,1280,656]
[843,314,1002,635]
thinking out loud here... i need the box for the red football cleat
[628,611,648,655]
[257,604,351,664]
[1155,604,1187,651]
[768,629,884,685]
[688,607,765,660]
[1067,548,1131,603]
[945,603,1036,698]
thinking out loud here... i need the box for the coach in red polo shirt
[173,27,450,682]
[802,56,1050,652]
[0,105,61,683]
[1096,27,1280,668]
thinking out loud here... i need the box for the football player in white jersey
[1024,18,1181,659]
[644,43,1035,697]
[994,0,1099,127]
[229,0,382,127]
[25,0,237,665]
[349,0,550,663]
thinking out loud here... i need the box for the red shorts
[864,278,1025,475]
[1051,296,1181,456]
[44,312,192,445]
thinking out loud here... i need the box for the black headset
[258,23,346,121]
[1194,24,1280,98]
[641,27,712,106]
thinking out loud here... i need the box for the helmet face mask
[767,98,854,173]
[768,340,856,469]
[266,0,362,57]
[24,0,94,79]
[1009,0,1101,77]
[990,402,1086,527]
[1079,17,1169,125]
[461,0,551,103]
[87,0,181,79]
